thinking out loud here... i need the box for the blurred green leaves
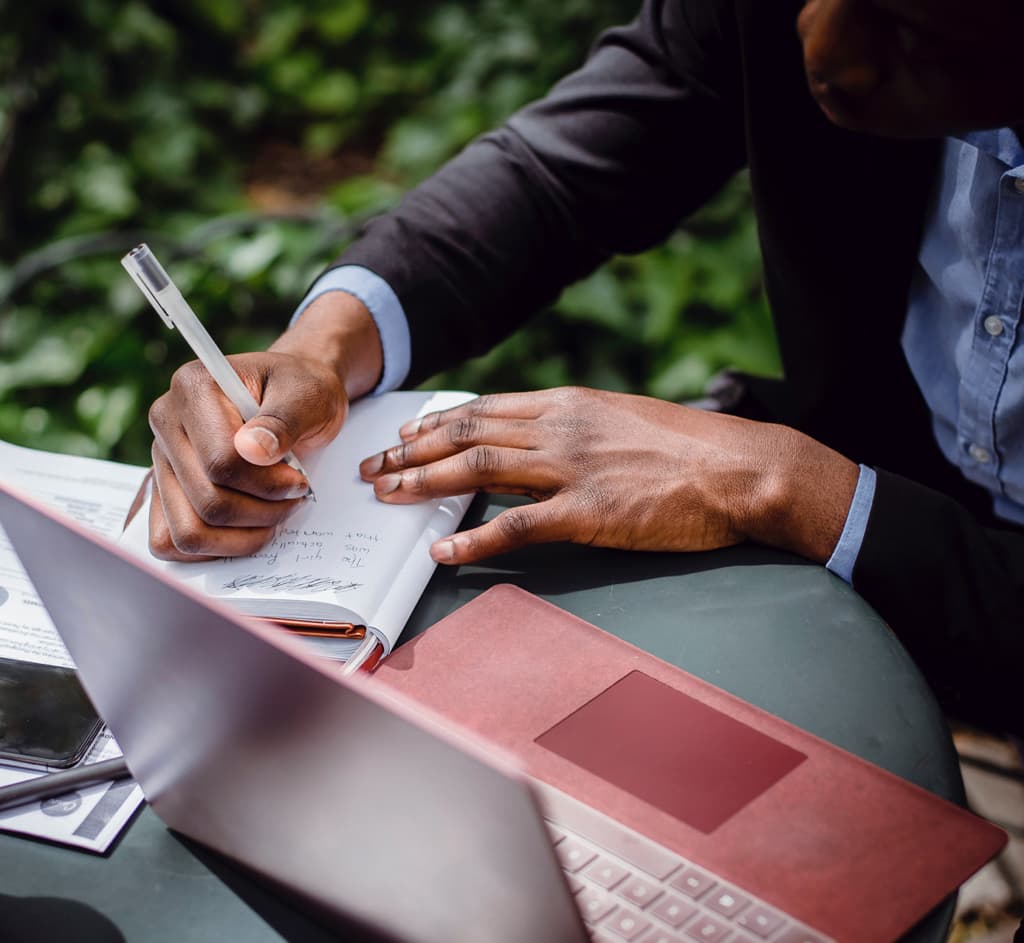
[1,0,778,466]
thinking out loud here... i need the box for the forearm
[270,291,384,401]
[335,1,746,385]
[739,424,860,565]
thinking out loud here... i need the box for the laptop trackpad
[535,670,806,834]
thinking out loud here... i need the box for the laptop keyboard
[538,785,832,943]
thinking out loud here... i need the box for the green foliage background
[0,0,778,466]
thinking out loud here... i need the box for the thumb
[228,354,348,467]
[233,377,346,468]
[235,419,292,467]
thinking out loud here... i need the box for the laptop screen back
[0,483,588,943]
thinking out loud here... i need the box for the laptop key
[558,837,598,873]
[602,907,652,941]
[578,886,618,925]
[734,904,786,938]
[669,866,717,900]
[705,886,750,918]
[617,874,663,909]
[649,892,698,929]
[585,856,631,889]
[684,913,731,942]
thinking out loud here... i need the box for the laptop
[0,482,1006,943]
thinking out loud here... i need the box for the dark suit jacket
[337,0,1024,735]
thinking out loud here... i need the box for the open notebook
[119,389,475,659]
[0,483,1007,943]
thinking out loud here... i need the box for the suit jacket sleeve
[854,469,1024,735]
[335,0,747,387]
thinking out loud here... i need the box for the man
[144,0,1024,738]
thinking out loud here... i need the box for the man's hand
[144,292,384,561]
[147,351,347,561]
[359,387,860,566]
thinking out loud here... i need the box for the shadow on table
[0,893,125,943]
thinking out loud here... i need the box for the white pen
[122,243,314,500]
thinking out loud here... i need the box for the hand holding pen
[122,242,361,562]
[121,244,316,500]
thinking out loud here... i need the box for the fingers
[148,444,284,560]
[151,439,305,527]
[359,389,607,564]
[359,390,589,564]
[152,405,311,504]
[396,392,546,441]
[430,498,574,565]
[145,352,348,559]
[153,355,346,491]
[147,482,221,563]
[361,415,539,480]
[151,363,311,499]
[359,391,581,560]
[367,443,563,504]
[360,390,574,490]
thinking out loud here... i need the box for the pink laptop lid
[376,584,1007,943]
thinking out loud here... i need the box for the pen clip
[121,244,176,329]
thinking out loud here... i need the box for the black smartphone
[0,656,103,769]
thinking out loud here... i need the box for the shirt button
[1014,177,1024,195]
[984,315,1005,336]
[969,444,992,464]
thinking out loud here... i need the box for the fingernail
[377,474,401,495]
[431,539,455,562]
[241,426,280,459]
[362,452,385,475]
[400,418,422,440]
[286,482,311,499]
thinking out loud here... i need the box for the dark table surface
[0,496,960,943]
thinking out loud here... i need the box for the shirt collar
[957,127,1024,168]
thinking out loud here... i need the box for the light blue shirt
[829,129,1024,581]
[293,130,1024,583]
[904,128,1024,525]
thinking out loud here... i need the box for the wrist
[741,425,859,564]
[270,291,384,400]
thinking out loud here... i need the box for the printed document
[0,440,148,851]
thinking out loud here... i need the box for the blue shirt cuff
[290,265,411,393]
[825,464,877,585]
